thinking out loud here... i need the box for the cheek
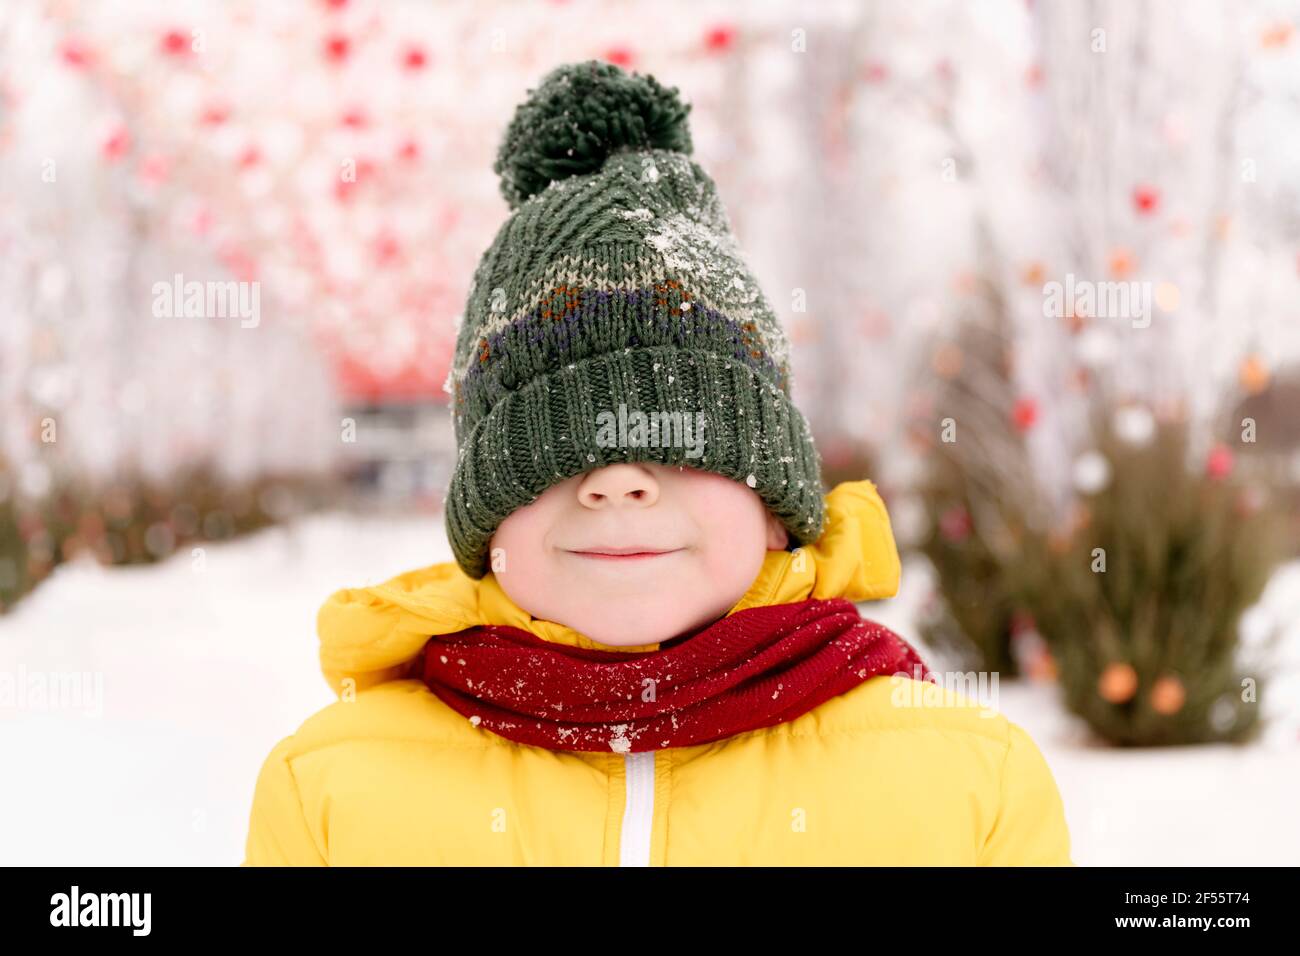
[489,502,559,595]
[681,472,772,536]
[682,478,772,587]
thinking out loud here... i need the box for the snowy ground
[1,511,1297,866]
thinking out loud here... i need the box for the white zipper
[618,751,656,866]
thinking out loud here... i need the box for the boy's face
[488,463,789,646]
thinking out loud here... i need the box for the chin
[577,617,674,647]
[573,604,703,648]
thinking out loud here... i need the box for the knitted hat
[444,60,825,579]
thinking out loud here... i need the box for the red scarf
[416,597,928,753]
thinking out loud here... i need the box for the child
[242,60,1072,866]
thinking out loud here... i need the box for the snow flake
[608,724,633,753]
[644,212,738,279]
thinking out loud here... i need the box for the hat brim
[444,345,826,579]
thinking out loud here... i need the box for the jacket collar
[317,480,900,697]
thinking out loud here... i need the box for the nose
[576,464,660,510]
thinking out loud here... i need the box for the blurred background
[1,0,1298,865]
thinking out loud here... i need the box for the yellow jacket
[242,481,1073,865]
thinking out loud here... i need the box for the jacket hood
[316,480,902,697]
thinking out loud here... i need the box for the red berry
[1011,396,1039,431]
[403,45,427,70]
[939,506,973,542]
[101,126,130,161]
[604,46,634,67]
[1205,444,1234,480]
[324,33,350,63]
[1133,184,1160,215]
[704,25,734,53]
[160,29,190,57]
[200,102,230,125]
[59,38,95,68]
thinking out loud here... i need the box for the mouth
[563,546,686,562]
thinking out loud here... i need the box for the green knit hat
[444,60,825,579]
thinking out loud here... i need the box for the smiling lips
[565,546,685,562]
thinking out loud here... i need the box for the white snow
[0,517,1296,865]
[0,510,449,866]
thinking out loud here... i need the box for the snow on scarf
[417,597,928,753]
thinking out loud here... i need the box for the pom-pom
[493,59,693,209]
